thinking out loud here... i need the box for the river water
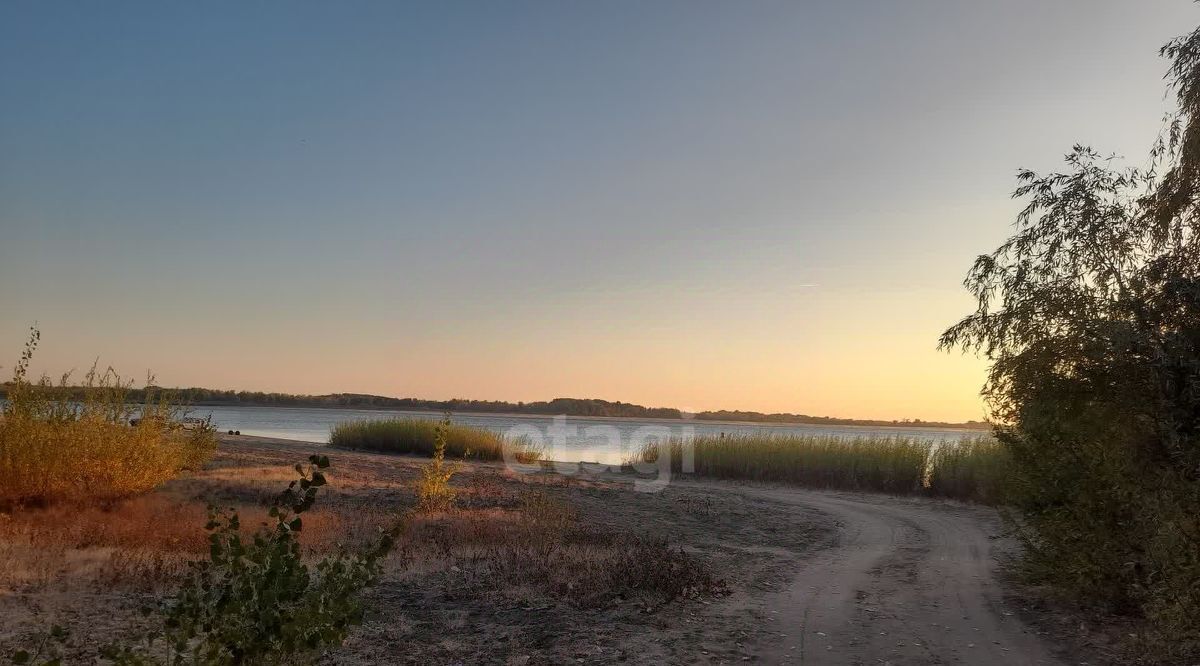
[189,405,983,465]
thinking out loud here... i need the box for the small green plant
[10,455,402,666]
[416,414,459,512]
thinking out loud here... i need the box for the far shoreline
[186,402,992,431]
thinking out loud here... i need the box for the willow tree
[941,23,1200,653]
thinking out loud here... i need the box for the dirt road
[687,482,1063,666]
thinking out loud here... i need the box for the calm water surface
[191,405,983,465]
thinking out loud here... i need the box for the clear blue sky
[1,1,1195,421]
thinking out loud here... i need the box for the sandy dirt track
[700,482,1063,665]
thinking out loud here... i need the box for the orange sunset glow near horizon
[3,1,1194,424]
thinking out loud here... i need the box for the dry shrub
[0,328,216,506]
[0,415,213,506]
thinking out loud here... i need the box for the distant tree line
[692,410,990,429]
[0,383,985,429]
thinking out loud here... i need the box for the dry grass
[395,504,725,611]
[0,329,217,506]
[2,436,739,662]
[0,415,215,506]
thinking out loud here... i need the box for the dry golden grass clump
[0,415,215,506]
[0,328,216,507]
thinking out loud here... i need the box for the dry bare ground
[721,485,1062,665]
[0,435,829,664]
[0,435,1094,665]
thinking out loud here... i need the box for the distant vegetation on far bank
[0,384,990,430]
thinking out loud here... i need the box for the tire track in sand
[691,483,1062,665]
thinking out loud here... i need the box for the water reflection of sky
[191,405,983,465]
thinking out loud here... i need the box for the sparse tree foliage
[941,21,1200,656]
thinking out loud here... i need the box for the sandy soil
[0,435,1079,665]
[712,484,1065,665]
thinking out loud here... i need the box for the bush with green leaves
[941,21,1200,658]
[10,455,401,666]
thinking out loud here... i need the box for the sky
[1,1,1196,422]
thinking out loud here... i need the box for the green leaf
[12,650,30,665]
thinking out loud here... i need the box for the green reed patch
[635,433,1006,503]
[329,417,540,463]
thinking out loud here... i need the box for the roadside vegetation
[924,436,1009,504]
[635,434,1007,503]
[940,22,1200,660]
[0,328,216,507]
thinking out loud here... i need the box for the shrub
[12,455,403,666]
[939,22,1200,657]
[416,416,458,512]
[0,328,216,506]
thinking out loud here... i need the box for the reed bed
[925,436,1009,504]
[635,433,1007,503]
[329,417,540,462]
